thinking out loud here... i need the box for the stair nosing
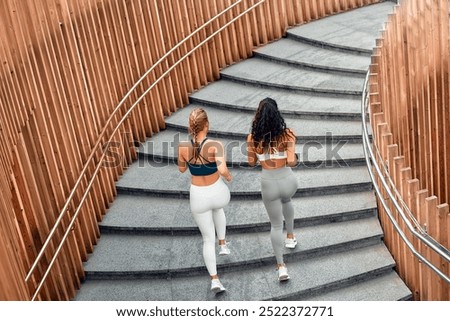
[271,265,395,301]
[136,150,367,169]
[189,95,362,121]
[253,50,367,76]
[165,123,365,143]
[116,182,373,199]
[99,207,377,235]
[84,235,385,280]
[301,270,413,301]
[285,32,373,56]
[220,73,362,98]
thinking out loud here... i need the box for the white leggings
[190,178,230,276]
[261,167,298,265]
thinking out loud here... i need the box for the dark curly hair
[251,98,294,152]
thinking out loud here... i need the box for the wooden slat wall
[0,0,381,301]
[369,0,450,300]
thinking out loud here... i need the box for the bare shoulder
[204,138,222,145]
[178,140,190,156]
[203,138,223,151]
[178,140,191,150]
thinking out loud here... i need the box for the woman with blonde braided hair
[178,107,232,294]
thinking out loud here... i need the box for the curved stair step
[165,104,365,142]
[138,128,366,167]
[220,58,363,97]
[84,217,383,278]
[303,271,412,301]
[286,2,395,54]
[75,243,397,301]
[190,80,362,120]
[254,38,370,75]
[100,191,377,234]
[115,161,372,198]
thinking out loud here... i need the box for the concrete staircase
[75,1,412,301]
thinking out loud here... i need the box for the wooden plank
[425,196,440,301]
[120,0,152,140]
[232,0,250,60]
[239,0,254,58]
[207,0,226,75]
[437,203,449,300]
[397,167,411,280]
[404,179,419,296]
[416,189,430,300]
[285,0,295,25]
[162,0,190,106]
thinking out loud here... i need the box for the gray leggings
[261,167,298,264]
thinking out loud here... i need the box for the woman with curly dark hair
[247,98,298,281]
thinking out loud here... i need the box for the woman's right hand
[224,172,232,182]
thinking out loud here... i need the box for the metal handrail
[361,70,450,284]
[27,0,266,300]
[372,141,425,234]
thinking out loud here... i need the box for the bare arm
[285,129,298,167]
[177,142,188,173]
[213,141,232,182]
[246,134,258,167]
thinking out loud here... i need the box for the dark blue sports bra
[187,137,218,176]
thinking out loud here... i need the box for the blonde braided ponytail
[188,108,208,159]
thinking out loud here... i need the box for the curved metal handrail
[361,70,450,284]
[27,0,266,300]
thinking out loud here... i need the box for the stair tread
[190,80,361,117]
[220,58,363,95]
[75,243,397,301]
[85,216,384,274]
[254,38,370,73]
[286,2,395,53]
[165,104,364,139]
[101,191,376,231]
[304,271,412,301]
[115,160,371,196]
[138,128,365,165]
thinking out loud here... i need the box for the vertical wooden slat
[399,169,413,290]
[425,196,440,301]
[404,179,419,294]
[437,203,449,300]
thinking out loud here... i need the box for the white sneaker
[278,265,290,281]
[211,279,226,293]
[219,243,230,256]
[285,237,297,249]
